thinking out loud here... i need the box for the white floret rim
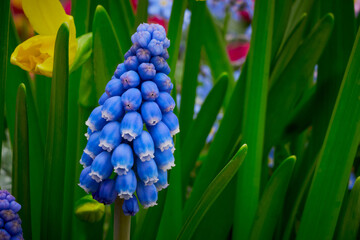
[85,120,97,132]
[158,140,173,152]
[101,110,114,121]
[160,160,175,171]
[142,201,157,209]
[84,149,96,159]
[89,171,103,183]
[170,127,180,137]
[114,165,130,175]
[99,140,114,152]
[143,177,159,186]
[122,129,138,141]
[78,183,90,194]
[138,150,155,162]
[156,183,169,192]
[118,191,134,200]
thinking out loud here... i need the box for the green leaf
[134,0,148,31]
[264,13,334,151]
[334,177,360,240]
[0,0,10,167]
[270,13,307,87]
[7,17,44,240]
[249,156,296,240]
[12,83,32,240]
[75,195,105,223]
[92,5,123,99]
[70,33,93,73]
[41,23,70,240]
[296,25,360,240]
[181,74,228,188]
[233,0,275,238]
[179,0,206,143]
[109,0,133,52]
[177,144,248,240]
[203,8,235,98]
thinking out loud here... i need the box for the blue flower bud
[99,121,122,152]
[152,24,166,33]
[153,73,172,92]
[138,63,156,80]
[162,111,180,136]
[90,151,113,182]
[105,77,124,97]
[115,170,137,199]
[111,143,134,175]
[151,56,170,74]
[136,181,158,208]
[114,63,127,78]
[163,38,170,49]
[80,152,93,168]
[79,166,100,193]
[152,30,166,41]
[135,31,151,48]
[124,50,133,60]
[122,197,139,216]
[156,92,175,112]
[4,219,22,236]
[141,81,159,101]
[101,96,124,121]
[161,49,169,60]
[0,210,17,222]
[0,229,11,240]
[84,132,103,159]
[124,56,139,71]
[148,39,163,56]
[136,48,151,63]
[136,158,158,185]
[86,106,107,132]
[154,148,175,171]
[120,112,143,141]
[120,70,140,89]
[121,88,142,111]
[133,131,155,161]
[147,121,173,151]
[98,92,110,105]
[141,101,162,126]
[155,169,169,191]
[92,179,117,205]
[137,23,150,32]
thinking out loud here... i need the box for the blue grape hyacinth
[79,23,179,215]
[0,190,23,240]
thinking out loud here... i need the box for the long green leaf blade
[178,144,248,240]
[181,74,228,188]
[0,0,10,167]
[233,0,274,238]
[12,83,32,240]
[296,26,360,240]
[92,5,123,99]
[249,156,296,240]
[179,0,206,143]
[41,23,70,240]
[134,0,148,30]
[334,177,360,240]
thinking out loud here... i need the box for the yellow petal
[11,34,78,77]
[22,0,76,41]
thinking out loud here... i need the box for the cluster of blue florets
[0,190,23,240]
[79,23,179,216]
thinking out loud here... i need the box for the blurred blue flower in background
[207,0,229,20]
[79,23,179,214]
[0,190,23,240]
[148,0,172,20]
[349,170,356,190]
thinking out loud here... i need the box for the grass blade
[296,26,360,240]
[92,5,123,99]
[233,0,275,238]
[249,156,296,240]
[334,177,360,240]
[70,33,93,72]
[12,83,32,239]
[179,0,206,143]
[181,74,228,188]
[0,0,10,167]
[41,23,70,240]
[177,144,248,240]
[134,0,148,30]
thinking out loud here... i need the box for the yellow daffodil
[10,0,77,77]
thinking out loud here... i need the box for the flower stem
[114,198,131,240]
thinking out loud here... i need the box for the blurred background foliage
[1,0,360,239]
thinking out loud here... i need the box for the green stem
[113,198,131,240]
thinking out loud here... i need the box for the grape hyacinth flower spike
[79,23,179,214]
[0,190,23,240]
